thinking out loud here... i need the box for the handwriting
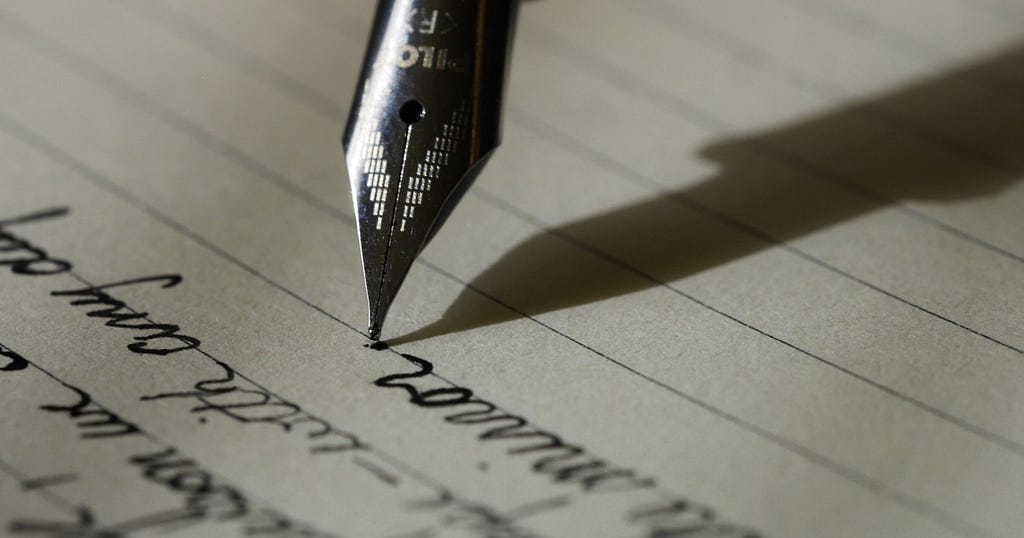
[0,207,73,276]
[40,384,140,439]
[1,340,330,537]
[0,205,754,536]
[129,447,248,522]
[20,472,78,491]
[0,207,362,456]
[10,508,115,538]
[0,343,28,371]
[142,359,366,454]
[376,352,653,493]
[52,275,201,356]
[373,349,758,537]
[0,206,197,356]
[399,488,541,538]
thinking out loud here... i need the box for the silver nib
[344,0,516,340]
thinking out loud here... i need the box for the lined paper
[0,1,1022,536]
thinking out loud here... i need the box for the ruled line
[507,108,1024,356]
[0,19,988,538]
[152,0,1024,371]
[0,110,531,538]
[624,0,1024,264]
[526,22,1024,267]
[43,0,1024,516]
[0,456,81,516]
[0,108,988,538]
[0,7,526,515]
[0,340,330,536]
[272,0,1024,271]
[627,0,1024,179]
[779,0,1024,99]
[103,0,1024,454]
[0,3,1007,532]
[0,108,682,527]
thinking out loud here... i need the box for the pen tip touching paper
[343,0,516,342]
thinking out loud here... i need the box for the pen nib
[343,0,515,340]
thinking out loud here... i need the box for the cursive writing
[373,349,758,538]
[52,275,201,356]
[142,359,366,454]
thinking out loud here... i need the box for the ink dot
[198,417,208,424]
[477,462,489,472]
[399,100,425,124]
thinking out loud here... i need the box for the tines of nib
[344,0,516,341]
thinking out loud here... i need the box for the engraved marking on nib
[398,102,469,233]
[363,128,390,230]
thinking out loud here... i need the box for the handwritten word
[374,350,758,538]
[52,275,201,356]
[40,384,140,440]
[376,352,652,493]
[130,447,249,522]
[2,340,329,537]
[0,207,198,356]
[142,359,365,454]
[0,208,370,484]
[0,207,73,276]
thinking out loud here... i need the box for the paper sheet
[1,1,1022,536]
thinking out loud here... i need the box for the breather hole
[399,100,425,124]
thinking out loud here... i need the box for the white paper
[0,1,1022,536]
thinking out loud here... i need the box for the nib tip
[368,324,381,341]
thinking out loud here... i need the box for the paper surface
[0,1,1022,536]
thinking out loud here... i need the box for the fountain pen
[344,1,516,340]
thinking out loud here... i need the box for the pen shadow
[391,42,1024,344]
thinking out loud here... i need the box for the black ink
[5,341,328,536]
[401,488,538,538]
[376,354,653,493]
[130,447,249,520]
[629,500,760,538]
[0,343,28,371]
[502,495,572,522]
[375,352,755,536]
[242,509,332,537]
[366,341,390,351]
[353,456,400,486]
[10,507,120,537]
[40,385,140,439]
[51,275,200,356]
[143,360,365,453]
[0,207,73,276]
[21,473,77,491]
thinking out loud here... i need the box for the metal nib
[344,0,516,340]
